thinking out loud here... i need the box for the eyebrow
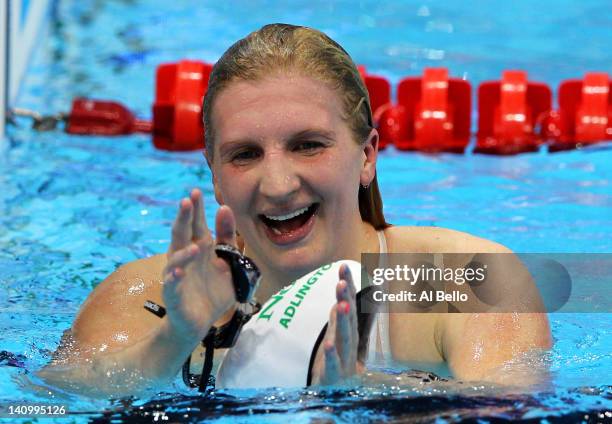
[289,128,337,142]
[219,128,337,157]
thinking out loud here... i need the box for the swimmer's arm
[40,190,236,398]
[440,249,552,385]
[38,318,202,398]
[37,256,209,398]
[440,312,552,385]
[387,227,552,385]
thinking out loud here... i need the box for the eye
[293,141,325,153]
[230,148,261,164]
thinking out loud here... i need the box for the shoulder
[383,225,511,254]
[77,254,167,312]
[70,254,168,351]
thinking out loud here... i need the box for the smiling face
[209,72,377,280]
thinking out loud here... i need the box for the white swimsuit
[366,230,392,364]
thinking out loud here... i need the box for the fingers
[215,205,237,247]
[337,266,358,333]
[161,265,185,312]
[163,266,185,286]
[316,270,361,386]
[169,189,213,256]
[162,242,205,313]
[321,299,355,385]
[321,305,340,384]
[163,244,200,297]
[335,300,355,375]
[169,198,193,254]
[190,188,208,241]
[165,244,200,275]
[325,304,338,351]
[335,264,359,375]
[322,341,341,385]
[339,264,357,298]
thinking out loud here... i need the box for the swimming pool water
[1,0,611,422]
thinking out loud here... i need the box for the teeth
[265,206,309,221]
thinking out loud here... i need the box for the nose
[258,152,301,201]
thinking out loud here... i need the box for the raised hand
[161,189,237,343]
[311,264,363,385]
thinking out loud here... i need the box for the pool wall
[1,0,53,138]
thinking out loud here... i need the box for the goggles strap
[198,328,217,392]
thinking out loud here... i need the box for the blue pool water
[1,0,611,422]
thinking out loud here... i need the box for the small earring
[361,183,370,189]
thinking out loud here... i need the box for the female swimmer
[38,24,551,398]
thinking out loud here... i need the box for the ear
[360,128,379,187]
[205,150,225,205]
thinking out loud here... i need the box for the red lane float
[377,104,409,151]
[58,60,611,155]
[544,72,612,152]
[153,60,213,151]
[377,68,471,153]
[66,60,213,151]
[475,71,551,155]
[66,98,152,136]
[358,66,392,148]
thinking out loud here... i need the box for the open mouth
[259,203,319,244]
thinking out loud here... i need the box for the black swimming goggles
[144,243,262,392]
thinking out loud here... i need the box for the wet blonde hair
[203,23,388,229]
